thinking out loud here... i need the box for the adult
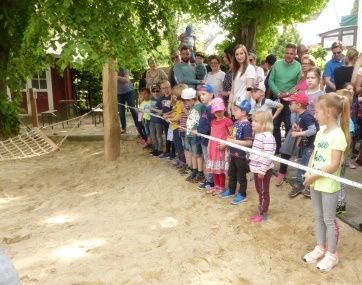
[352,53,362,95]
[178,25,197,62]
[248,52,264,83]
[334,48,359,90]
[168,50,181,88]
[220,47,233,106]
[204,55,225,98]
[323,41,345,92]
[264,54,277,98]
[290,54,316,93]
[296,44,309,63]
[117,68,139,133]
[145,58,168,89]
[228,44,255,115]
[174,46,203,88]
[268,44,302,153]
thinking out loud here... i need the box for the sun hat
[181,88,197,100]
[234,97,251,113]
[283,93,309,105]
[247,81,266,92]
[151,84,159,91]
[211,98,225,114]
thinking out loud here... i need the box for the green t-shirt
[186,103,206,136]
[140,100,151,120]
[311,126,347,193]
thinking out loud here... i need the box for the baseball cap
[197,84,213,93]
[181,88,196,100]
[210,98,225,114]
[247,81,266,92]
[151,84,159,91]
[234,97,251,113]
[283,93,309,105]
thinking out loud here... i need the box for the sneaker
[275,172,286,186]
[316,251,339,271]
[336,202,346,214]
[186,173,196,182]
[251,212,267,223]
[176,162,186,169]
[190,174,205,183]
[172,158,181,166]
[302,187,311,198]
[288,184,305,197]
[218,188,234,198]
[139,139,147,146]
[348,162,356,169]
[144,144,153,149]
[179,166,191,175]
[149,150,159,156]
[198,181,214,190]
[303,245,326,264]
[212,187,224,196]
[250,176,255,181]
[168,154,176,160]
[159,153,170,159]
[231,193,248,205]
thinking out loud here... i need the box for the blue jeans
[117,90,139,130]
[201,144,213,183]
[296,147,313,186]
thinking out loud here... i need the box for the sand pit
[1,140,362,284]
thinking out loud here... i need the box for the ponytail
[339,95,351,157]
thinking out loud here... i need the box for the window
[31,71,47,90]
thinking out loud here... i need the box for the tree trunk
[0,45,10,97]
[102,58,120,161]
[235,19,258,52]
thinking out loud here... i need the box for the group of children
[135,68,352,270]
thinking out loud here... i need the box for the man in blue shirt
[323,41,345,92]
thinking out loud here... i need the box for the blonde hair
[351,52,362,84]
[159,80,171,88]
[345,48,359,65]
[315,93,351,157]
[301,54,316,67]
[171,83,188,97]
[252,110,274,133]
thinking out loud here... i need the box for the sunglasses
[333,51,342,55]
[171,56,179,60]
[249,58,254,62]
[151,90,159,93]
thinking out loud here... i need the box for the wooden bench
[41,110,57,128]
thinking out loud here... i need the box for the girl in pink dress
[206,98,233,195]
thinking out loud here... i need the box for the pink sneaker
[316,251,339,271]
[275,172,286,186]
[251,212,267,223]
[212,187,224,196]
[303,245,326,263]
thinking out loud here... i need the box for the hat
[197,84,213,93]
[210,98,225,114]
[283,93,309,105]
[247,82,266,92]
[151,84,159,91]
[181,88,196,99]
[234,97,251,113]
[195,52,205,58]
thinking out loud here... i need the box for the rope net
[0,127,59,162]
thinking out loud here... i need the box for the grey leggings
[311,188,340,253]
[149,122,163,152]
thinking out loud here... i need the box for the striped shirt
[249,132,276,174]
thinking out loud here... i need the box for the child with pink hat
[206,98,233,195]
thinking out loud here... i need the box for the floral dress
[206,117,233,174]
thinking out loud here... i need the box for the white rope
[119,103,362,190]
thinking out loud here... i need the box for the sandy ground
[1,140,362,285]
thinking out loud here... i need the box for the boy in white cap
[182,88,206,182]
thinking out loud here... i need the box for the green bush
[0,93,22,139]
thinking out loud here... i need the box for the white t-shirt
[232,64,255,102]
[205,70,226,98]
[255,66,264,82]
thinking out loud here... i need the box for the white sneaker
[316,251,339,271]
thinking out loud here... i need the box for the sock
[197,171,204,176]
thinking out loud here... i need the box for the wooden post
[102,58,120,161]
[29,88,39,128]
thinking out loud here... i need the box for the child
[249,110,276,222]
[195,52,207,81]
[196,84,215,190]
[248,81,283,117]
[220,98,253,204]
[165,84,188,168]
[182,88,206,182]
[205,98,233,195]
[138,88,151,147]
[159,80,176,159]
[303,93,350,271]
[283,93,319,198]
[275,68,324,186]
[178,25,197,62]
[149,84,164,156]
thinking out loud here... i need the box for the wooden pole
[29,88,39,128]
[102,58,120,161]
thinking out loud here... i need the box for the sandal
[206,188,215,194]
[303,245,326,263]
[348,162,356,169]
[212,188,224,196]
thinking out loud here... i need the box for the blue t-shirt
[298,110,319,148]
[161,94,172,114]
[150,96,163,124]
[323,55,345,92]
[196,105,213,146]
[230,120,252,158]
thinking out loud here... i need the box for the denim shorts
[185,136,202,157]
[144,119,150,136]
